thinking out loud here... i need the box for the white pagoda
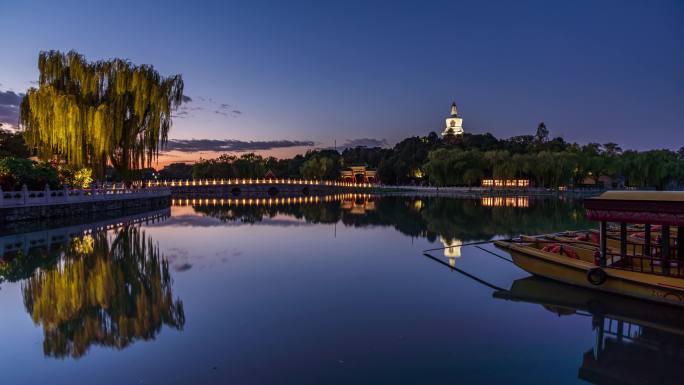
[442,102,464,137]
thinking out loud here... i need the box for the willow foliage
[20,50,184,178]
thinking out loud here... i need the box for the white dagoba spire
[442,101,464,137]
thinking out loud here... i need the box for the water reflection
[1,210,184,359]
[495,277,684,385]
[181,194,590,242]
[440,237,462,265]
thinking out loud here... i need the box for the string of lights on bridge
[146,179,375,188]
[172,193,373,207]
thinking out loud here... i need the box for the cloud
[342,138,388,148]
[164,138,315,152]
[0,90,24,127]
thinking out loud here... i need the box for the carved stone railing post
[45,184,51,204]
[22,184,28,205]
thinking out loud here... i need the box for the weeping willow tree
[20,50,184,180]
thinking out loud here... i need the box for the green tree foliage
[378,134,439,184]
[159,162,193,180]
[58,166,93,188]
[619,150,683,190]
[424,149,485,186]
[20,50,184,180]
[300,156,334,180]
[534,122,549,145]
[0,126,31,158]
[0,157,59,190]
[166,123,682,189]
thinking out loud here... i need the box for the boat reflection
[1,210,184,359]
[494,276,684,384]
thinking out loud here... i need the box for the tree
[159,162,193,180]
[20,50,184,181]
[0,124,31,158]
[0,157,60,190]
[300,156,334,180]
[534,122,549,144]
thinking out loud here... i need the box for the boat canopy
[585,191,684,226]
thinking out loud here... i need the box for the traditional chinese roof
[584,191,684,225]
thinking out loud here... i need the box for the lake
[1,194,682,384]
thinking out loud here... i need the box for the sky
[1,0,682,166]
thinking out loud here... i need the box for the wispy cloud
[164,138,315,152]
[342,138,388,148]
[174,95,240,119]
[0,90,24,128]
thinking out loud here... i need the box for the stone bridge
[144,179,374,198]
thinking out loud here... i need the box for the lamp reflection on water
[481,196,529,208]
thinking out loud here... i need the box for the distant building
[481,179,530,188]
[442,102,464,137]
[340,166,377,183]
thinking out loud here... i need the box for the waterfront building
[481,179,530,188]
[442,102,464,137]
[340,166,377,183]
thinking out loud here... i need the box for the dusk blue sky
[1,0,682,162]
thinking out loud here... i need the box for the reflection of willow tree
[192,196,590,242]
[21,227,185,359]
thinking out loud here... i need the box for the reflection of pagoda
[494,277,684,385]
[440,237,462,266]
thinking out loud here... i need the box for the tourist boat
[495,191,684,306]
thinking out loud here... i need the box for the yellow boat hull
[495,240,684,307]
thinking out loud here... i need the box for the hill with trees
[164,123,684,190]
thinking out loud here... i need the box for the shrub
[0,157,60,190]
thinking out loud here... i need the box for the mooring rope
[422,252,506,291]
[474,245,513,263]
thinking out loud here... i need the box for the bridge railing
[143,178,374,188]
[0,185,170,208]
[1,208,170,256]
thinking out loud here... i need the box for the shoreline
[368,185,605,198]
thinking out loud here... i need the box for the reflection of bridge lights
[172,193,377,209]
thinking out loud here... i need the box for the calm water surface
[1,195,682,384]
